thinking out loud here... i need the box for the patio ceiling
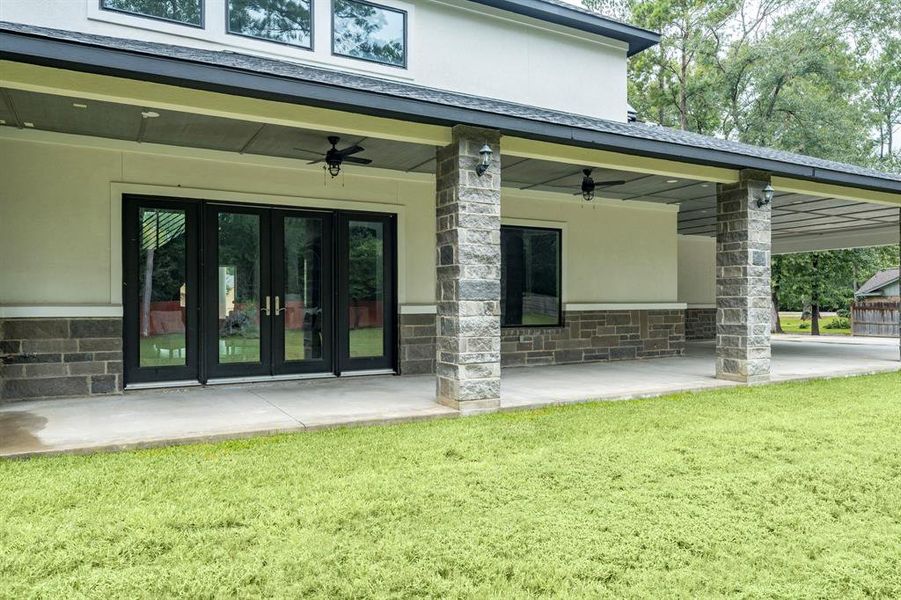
[1,87,897,245]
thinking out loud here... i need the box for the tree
[584,0,900,335]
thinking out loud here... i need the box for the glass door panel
[272,210,333,375]
[348,220,384,358]
[338,213,395,372]
[123,197,199,385]
[204,205,271,379]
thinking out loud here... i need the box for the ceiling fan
[576,168,625,201]
[295,135,372,177]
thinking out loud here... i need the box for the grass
[139,327,384,366]
[778,314,852,336]
[2,373,901,598]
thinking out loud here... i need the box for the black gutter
[1,30,899,195]
[466,0,660,56]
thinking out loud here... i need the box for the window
[332,0,406,68]
[501,226,562,327]
[227,0,313,49]
[100,0,203,27]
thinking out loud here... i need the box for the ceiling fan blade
[293,147,324,156]
[594,180,627,187]
[336,145,365,157]
[343,156,372,165]
[307,159,324,165]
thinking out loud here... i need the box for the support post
[716,170,772,384]
[434,125,502,412]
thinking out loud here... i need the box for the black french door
[337,212,396,373]
[123,197,200,385]
[123,196,395,386]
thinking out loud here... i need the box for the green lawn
[778,314,852,336]
[2,373,900,597]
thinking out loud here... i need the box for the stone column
[435,125,502,412]
[716,170,772,383]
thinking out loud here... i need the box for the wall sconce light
[476,144,493,177]
[758,183,775,208]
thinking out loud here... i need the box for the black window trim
[331,0,408,69]
[225,0,315,52]
[500,224,564,329]
[99,0,205,29]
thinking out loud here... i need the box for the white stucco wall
[677,234,715,306]
[0,131,680,311]
[0,0,630,121]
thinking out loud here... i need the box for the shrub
[836,308,851,319]
[825,317,850,329]
[799,321,810,329]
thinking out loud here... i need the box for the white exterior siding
[677,235,716,306]
[0,131,679,312]
[0,0,630,121]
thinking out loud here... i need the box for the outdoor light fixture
[476,144,493,176]
[758,183,775,208]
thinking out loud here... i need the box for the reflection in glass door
[338,213,396,373]
[204,205,271,379]
[272,210,333,375]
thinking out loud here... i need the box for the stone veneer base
[1,318,123,401]
[685,308,716,341]
[502,309,685,366]
[397,309,686,374]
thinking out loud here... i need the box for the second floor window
[100,0,203,27]
[227,0,313,49]
[333,0,406,68]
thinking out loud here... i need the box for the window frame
[225,0,315,51]
[331,0,408,69]
[500,225,564,329]
[99,0,205,29]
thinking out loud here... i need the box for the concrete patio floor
[1,338,898,458]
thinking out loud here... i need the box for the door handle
[262,296,271,316]
[275,296,287,315]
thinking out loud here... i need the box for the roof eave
[1,28,899,196]
[466,0,660,56]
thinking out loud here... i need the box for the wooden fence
[851,301,900,337]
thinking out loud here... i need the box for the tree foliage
[582,0,899,168]
[584,0,900,332]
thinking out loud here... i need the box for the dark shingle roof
[856,268,900,297]
[1,21,900,192]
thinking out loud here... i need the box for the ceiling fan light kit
[576,168,626,202]
[297,135,372,178]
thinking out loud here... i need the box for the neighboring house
[0,0,899,407]
[855,268,900,302]
[852,267,900,338]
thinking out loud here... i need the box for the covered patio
[1,22,899,427]
[2,337,897,458]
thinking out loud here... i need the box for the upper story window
[332,0,406,68]
[227,0,313,49]
[100,0,203,27]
